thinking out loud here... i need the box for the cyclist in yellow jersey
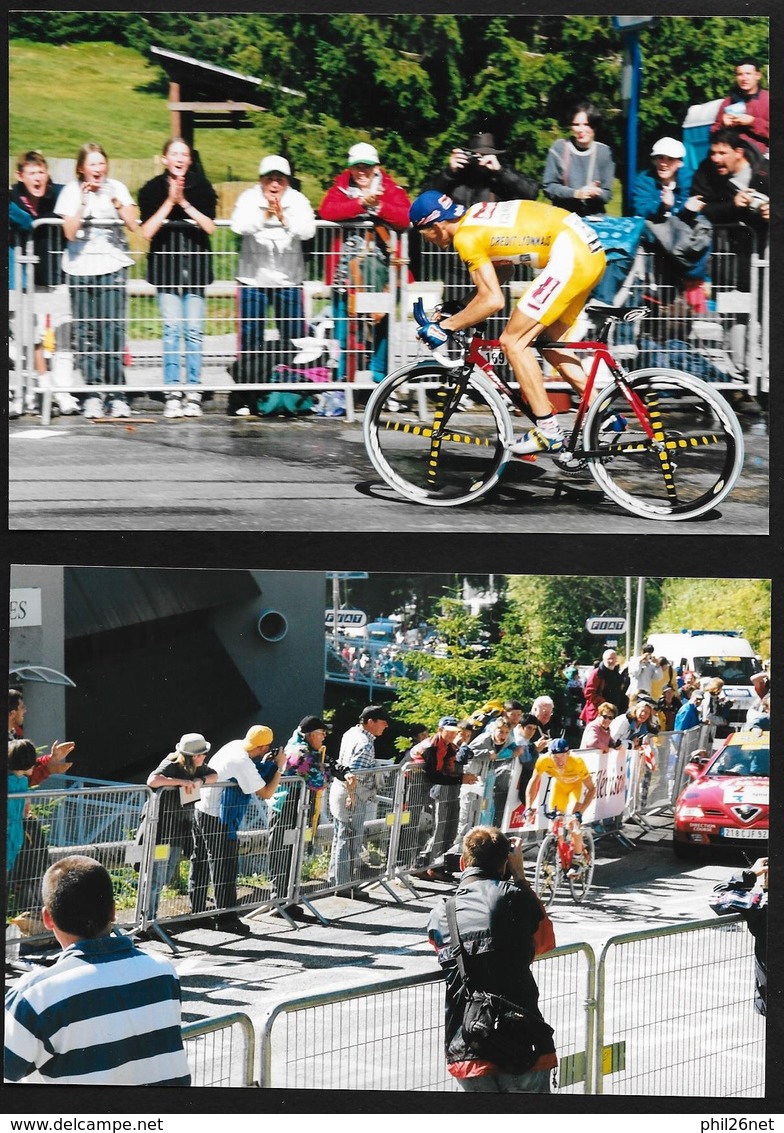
[524,737,596,862]
[409,191,607,456]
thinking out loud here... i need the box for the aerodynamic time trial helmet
[409,190,466,229]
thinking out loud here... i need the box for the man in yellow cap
[192,724,285,933]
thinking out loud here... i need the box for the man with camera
[427,132,538,210]
[192,724,285,933]
[427,825,556,1092]
[689,128,768,290]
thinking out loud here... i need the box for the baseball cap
[243,724,274,750]
[650,137,685,160]
[549,737,571,754]
[438,715,459,729]
[299,715,329,734]
[175,732,211,757]
[409,190,466,229]
[348,142,380,167]
[259,155,291,177]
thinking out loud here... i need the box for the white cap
[347,142,380,167]
[259,155,291,177]
[650,137,685,160]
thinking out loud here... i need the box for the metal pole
[624,31,642,215]
[625,577,633,662]
[634,577,646,655]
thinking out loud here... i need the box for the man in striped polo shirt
[4,855,191,1086]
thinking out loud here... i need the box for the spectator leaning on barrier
[192,724,285,934]
[143,731,218,926]
[328,704,392,889]
[580,702,621,753]
[711,57,769,156]
[8,150,79,417]
[270,715,331,911]
[7,688,75,931]
[7,739,38,878]
[319,142,411,387]
[228,154,316,416]
[411,716,479,875]
[138,138,218,419]
[427,826,557,1094]
[54,142,138,419]
[674,689,703,732]
[4,855,191,1085]
[689,128,768,290]
[633,137,711,314]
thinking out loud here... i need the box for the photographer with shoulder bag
[709,856,767,1015]
[427,825,557,1093]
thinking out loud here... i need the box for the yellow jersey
[453,199,603,274]
[533,753,592,813]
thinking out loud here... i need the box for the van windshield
[693,656,759,684]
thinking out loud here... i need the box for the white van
[645,630,763,722]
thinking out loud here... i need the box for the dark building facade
[9,566,326,781]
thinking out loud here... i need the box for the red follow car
[673,730,769,858]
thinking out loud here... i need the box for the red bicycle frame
[465,331,659,446]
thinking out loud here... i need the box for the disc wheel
[362,365,514,507]
[583,368,744,521]
[567,829,595,902]
[534,834,561,908]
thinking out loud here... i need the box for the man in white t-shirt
[192,724,285,933]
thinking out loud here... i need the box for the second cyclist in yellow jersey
[409,192,607,456]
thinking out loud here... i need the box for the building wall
[9,565,68,745]
[9,567,326,781]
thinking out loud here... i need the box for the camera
[747,192,769,212]
[459,149,481,166]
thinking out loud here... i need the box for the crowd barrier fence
[182,1011,257,1088]
[5,779,763,1096]
[0,727,732,954]
[10,217,767,425]
[253,916,761,1097]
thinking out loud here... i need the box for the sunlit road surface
[9,410,768,534]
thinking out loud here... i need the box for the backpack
[255,364,319,417]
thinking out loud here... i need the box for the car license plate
[720,827,767,840]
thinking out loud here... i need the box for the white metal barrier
[10,217,767,425]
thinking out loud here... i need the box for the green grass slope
[9,39,279,185]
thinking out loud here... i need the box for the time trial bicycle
[362,300,744,520]
[533,809,596,907]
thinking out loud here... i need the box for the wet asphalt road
[8,401,769,536]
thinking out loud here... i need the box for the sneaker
[164,396,184,419]
[109,398,131,418]
[82,395,106,419]
[55,392,81,416]
[600,413,628,436]
[183,398,203,418]
[511,427,565,455]
[234,406,252,417]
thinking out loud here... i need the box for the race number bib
[564,212,604,254]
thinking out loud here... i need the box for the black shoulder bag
[445,896,554,1074]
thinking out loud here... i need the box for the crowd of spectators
[9,52,768,420]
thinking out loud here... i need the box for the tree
[646,578,770,659]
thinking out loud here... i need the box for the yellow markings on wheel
[383,420,493,447]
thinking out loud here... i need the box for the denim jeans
[147,844,183,919]
[68,270,127,385]
[238,285,305,379]
[158,289,206,386]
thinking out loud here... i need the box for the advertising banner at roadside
[501,747,628,833]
